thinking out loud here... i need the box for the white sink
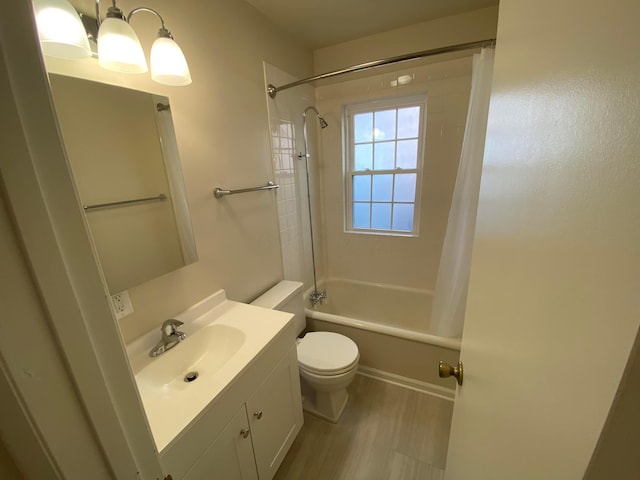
[125,289,295,452]
[136,324,246,394]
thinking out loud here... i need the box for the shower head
[303,106,329,129]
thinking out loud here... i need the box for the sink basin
[136,324,245,394]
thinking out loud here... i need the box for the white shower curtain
[430,48,495,338]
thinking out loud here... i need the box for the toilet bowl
[251,281,360,423]
[297,331,359,422]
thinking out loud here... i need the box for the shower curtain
[430,48,495,338]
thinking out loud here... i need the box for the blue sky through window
[347,96,425,235]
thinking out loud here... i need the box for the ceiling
[244,0,499,49]
[70,0,498,50]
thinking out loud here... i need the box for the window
[344,95,426,235]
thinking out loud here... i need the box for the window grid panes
[346,97,425,235]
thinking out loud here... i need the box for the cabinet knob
[253,410,263,420]
[240,428,250,439]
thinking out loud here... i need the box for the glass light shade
[97,17,148,73]
[32,0,91,59]
[150,37,192,86]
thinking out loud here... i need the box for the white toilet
[251,280,359,423]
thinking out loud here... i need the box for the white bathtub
[305,278,461,392]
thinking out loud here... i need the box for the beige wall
[313,7,499,74]
[45,0,313,342]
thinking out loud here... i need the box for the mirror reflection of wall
[49,74,197,293]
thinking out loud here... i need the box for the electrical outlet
[111,290,134,319]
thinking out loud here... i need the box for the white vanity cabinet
[161,337,303,480]
[183,405,257,480]
[247,346,302,479]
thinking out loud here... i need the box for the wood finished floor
[274,375,454,480]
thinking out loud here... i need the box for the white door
[444,1,640,479]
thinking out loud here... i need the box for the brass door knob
[439,360,463,386]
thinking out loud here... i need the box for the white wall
[45,0,313,342]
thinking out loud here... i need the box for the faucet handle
[161,318,184,336]
[162,318,183,328]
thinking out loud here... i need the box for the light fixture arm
[128,7,173,39]
[94,0,101,26]
[94,1,169,34]
[94,0,120,27]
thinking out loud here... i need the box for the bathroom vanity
[126,291,303,479]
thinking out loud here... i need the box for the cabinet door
[246,346,303,479]
[182,405,258,480]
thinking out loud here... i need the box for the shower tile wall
[272,121,301,280]
[264,63,317,285]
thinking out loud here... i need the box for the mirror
[49,74,197,293]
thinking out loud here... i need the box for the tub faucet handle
[309,289,327,307]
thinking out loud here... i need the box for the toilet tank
[251,281,305,335]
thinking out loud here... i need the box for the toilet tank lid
[251,280,303,309]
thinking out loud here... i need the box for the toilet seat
[299,358,359,377]
[297,332,359,376]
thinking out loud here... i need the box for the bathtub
[305,278,461,395]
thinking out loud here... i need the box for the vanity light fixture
[99,4,192,85]
[31,0,192,86]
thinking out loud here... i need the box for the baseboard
[357,366,456,401]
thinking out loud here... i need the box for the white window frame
[343,94,427,236]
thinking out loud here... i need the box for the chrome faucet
[309,289,327,307]
[149,319,186,357]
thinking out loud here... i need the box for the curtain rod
[267,38,496,98]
